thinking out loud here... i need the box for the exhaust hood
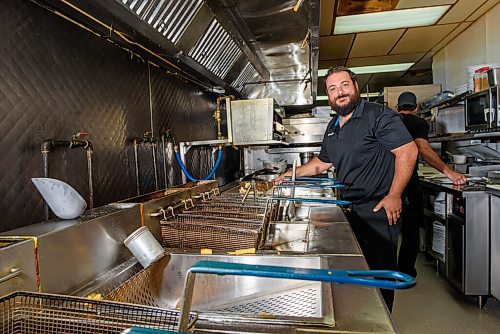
[42,0,319,108]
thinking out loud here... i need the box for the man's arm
[373,141,418,225]
[275,157,332,183]
[415,138,467,185]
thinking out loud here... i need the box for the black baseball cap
[397,91,417,109]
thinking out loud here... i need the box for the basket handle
[177,261,415,331]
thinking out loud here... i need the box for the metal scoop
[32,178,87,219]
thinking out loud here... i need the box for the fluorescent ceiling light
[361,92,381,98]
[318,62,414,76]
[317,93,380,101]
[334,5,450,34]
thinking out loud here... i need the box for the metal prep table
[420,178,490,305]
[486,187,500,300]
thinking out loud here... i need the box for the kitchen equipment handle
[270,196,351,206]
[177,261,415,331]
[189,261,415,289]
[0,267,22,284]
[274,184,345,189]
[283,176,339,183]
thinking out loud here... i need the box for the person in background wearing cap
[397,91,467,277]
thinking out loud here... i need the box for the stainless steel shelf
[429,131,500,142]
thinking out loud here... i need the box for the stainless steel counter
[0,186,396,333]
[0,204,141,295]
[420,177,490,302]
[254,206,394,334]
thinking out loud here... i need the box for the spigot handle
[73,132,89,138]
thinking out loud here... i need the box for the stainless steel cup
[124,226,165,268]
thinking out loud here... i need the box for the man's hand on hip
[373,195,402,225]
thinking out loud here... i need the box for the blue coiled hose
[175,148,222,182]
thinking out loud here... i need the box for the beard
[330,92,360,116]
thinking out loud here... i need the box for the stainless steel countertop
[198,206,396,333]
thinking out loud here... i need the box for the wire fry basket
[0,291,197,333]
[160,216,261,251]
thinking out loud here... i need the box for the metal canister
[299,152,314,165]
[124,226,165,268]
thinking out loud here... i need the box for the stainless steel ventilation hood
[41,0,319,109]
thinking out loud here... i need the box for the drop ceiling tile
[319,59,346,69]
[355,74,374,92]
[396,0,457,9]
[319,34,355,60]
[349,30,405,58]
[412,55,433,70]
[467,0,500,21]
[438,0,489,24]
[365,72,408,93]
[390,24,458,54]
[320,0,335,36]
[370,71,407,83]
[347,53,426,67]
[431,21,472,52]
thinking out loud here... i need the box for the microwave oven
[465,86,499,132]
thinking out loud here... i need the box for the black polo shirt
[318,100,413,204]
[401,113,429,192]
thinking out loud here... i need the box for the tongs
[177,261,416,331]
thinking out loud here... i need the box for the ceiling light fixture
[318,62,415,76]
[334,5,450,34]
[317,92,380,101]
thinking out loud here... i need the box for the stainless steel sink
[105,253,334,328]
[267,221,310,252]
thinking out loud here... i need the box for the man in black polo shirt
[276,66,418,310]
[397,91,466,277]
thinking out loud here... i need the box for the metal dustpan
[32,177,87,219]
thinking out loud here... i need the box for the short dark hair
[324,66,358,86]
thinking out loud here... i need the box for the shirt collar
[351,99,365,119]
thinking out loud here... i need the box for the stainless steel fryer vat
[105,254,334,328]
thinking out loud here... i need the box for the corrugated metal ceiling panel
[122,0,203,44]
[189,18,242,79]
[231,62,258,92]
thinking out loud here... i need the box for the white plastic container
[124,226,165,268]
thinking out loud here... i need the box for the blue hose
[175,148,223,182]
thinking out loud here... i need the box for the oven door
[465,90,490,131]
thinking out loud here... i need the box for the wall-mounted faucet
[40,132,94,221]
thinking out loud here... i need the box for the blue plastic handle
[274,184,345,189]
[123,327,187,334]
[188,261,416,290]
[270,197,351,206]
[283,176,340,183]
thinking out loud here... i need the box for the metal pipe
[244,78,312,85]
[214,95,234,140]
[86,147,94,209]
[161,135,168,190]
[133,139,141,196]
[287,160,297,220]
[40,135,93,220]
[151,142,159,191]
[41,139,71,152]
[42,151,50,221]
